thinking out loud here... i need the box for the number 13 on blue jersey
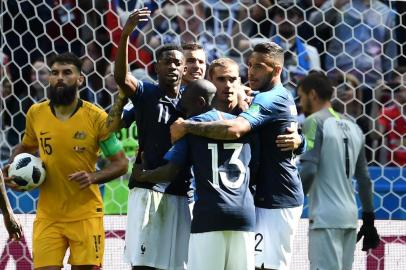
[208,143,246,189]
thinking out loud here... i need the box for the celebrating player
[181,42,207,86]
[114,8,191,270]
[106,42,207,134]
[134,79,257,270]
[170,42,305,270]
[298,72,379,269]
[208,57,250,115]
[2,52,128,269]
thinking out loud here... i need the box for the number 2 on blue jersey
[208,143,246,189]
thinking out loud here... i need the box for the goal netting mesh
[1,0,405,269]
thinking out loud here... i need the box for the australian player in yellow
[3,53,128,270]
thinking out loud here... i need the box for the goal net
[1,0,405,269]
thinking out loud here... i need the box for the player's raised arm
[114,8,151,96]
[106,88,129,133]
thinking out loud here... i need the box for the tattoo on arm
[106,95,128,129]
[186,120,238,140]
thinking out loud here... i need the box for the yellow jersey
[22,100,109,221]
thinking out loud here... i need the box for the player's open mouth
[191,72,201,78]
[166,73,178,79]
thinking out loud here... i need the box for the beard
[48,84,77,105]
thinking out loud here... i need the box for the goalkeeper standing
[297,72,379,270]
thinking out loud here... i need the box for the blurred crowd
[1,0,405,166]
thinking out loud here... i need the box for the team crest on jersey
[141,243,146,255]
[247,104,260,115]
[73,146,86,152]
[73,131,86,140]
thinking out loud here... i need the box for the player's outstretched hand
[4,213,23,241]
[122,8,151,36]
[170,118,187,144]
[357,212,380,251]
[275,126,302,151]
[68,171,95,189]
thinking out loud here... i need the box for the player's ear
[77,74,85,87]
[309,89,317,100]
[274,65,283,77]
[197,96,206,108]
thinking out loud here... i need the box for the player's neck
[212,98,237,113]
[313,101,332,114]
[163,84,181,99]
[266,77,281,91]
[52,98,79,121]
[181,78,190,86]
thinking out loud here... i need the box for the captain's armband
[100,133,123,157]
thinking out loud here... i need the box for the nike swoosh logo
[40,131,49,135]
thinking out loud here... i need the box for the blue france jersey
[240,84,304,209]
[128,81,189,196]
[165,109,255,233]
[122,103,136,129]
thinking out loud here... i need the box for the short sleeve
[21,106,39,147]
[164,138,189,166]
[128,80,146,104]
[122,103,136,128]
[239,100,272,129]
[96,110,110,142]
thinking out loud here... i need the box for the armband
[100,133,123,157]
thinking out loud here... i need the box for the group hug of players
[1,8,380,270]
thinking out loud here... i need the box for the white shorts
[309,228,356,270]
[188,231,255,270]
[124,187,191,270]
[255,205,303,270]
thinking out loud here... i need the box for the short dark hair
[155,44,183,61]
[182,42,203,51]
[253,42,284,66]
[298,71,334,101]
[186,79,217,106]
[49,52,82,73]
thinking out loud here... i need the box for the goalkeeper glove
[357,212,380,251]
